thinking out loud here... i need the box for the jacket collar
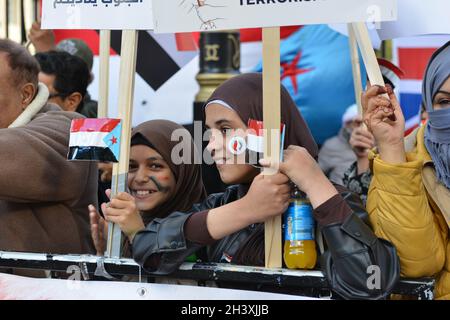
[8,83,49,128]
[412,125,450,228]
[416,125,433,164]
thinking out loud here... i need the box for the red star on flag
[110,136,118,145]
[281,50,313,94]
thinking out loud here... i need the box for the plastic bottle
[283,187,317,269]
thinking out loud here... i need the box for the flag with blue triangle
[68,119,122,162]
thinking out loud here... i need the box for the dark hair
[0,39,40,87]
[34,50,90,103]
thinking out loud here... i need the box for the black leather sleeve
[132,186,240,275]
[321,190,401,300]
[132,212,203,275]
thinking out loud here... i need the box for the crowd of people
[0,23,449,300]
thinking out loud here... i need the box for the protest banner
[152,0,396,33]
[42,0,154,30]
[378,0,450,40]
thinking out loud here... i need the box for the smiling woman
[89,120,206,256]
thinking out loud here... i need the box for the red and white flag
[68,119,122,163]
[247,119,286,165]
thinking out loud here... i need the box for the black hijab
[206,73,318,159]
[131,120,206,223]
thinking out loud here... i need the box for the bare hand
[349,126,376,159]
[362,84,406,164]
[98,162,113,183]
[88,204,107,256]
[241,172,291,224]
[260,146,323,193]
[102,190,145,242]
[260,146,338,209]
[28,20,55,53]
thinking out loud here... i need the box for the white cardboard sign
[0,273,321,300]
[42,0,154,30]
[152,0,397,33]
[378,0,450,40]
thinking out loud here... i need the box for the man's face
[39,72,82,112]
[38,72,66,109]
[0,54,27,128]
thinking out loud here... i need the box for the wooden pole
[23,0,34,32]
[23,0,35,53]
[0,0,7,39]
[262,27,282,269]
[98,30,111,118]
[8,0,22,43]
[347,24,364,116]
[351,22,386,89]
[105,30,139,258]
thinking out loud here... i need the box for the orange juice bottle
[283,187,317,270]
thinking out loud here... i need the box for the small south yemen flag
[68,119,122,162]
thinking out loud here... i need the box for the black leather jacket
[132,185,400,300]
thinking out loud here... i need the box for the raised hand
[362,84,406,164]
[88,204,108,256]
[28,20,55,53]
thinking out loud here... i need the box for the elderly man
[0,39,97,255]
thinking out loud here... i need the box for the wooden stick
[351,22,386,89]
[23,0,35,53]
[262,27,282,269]
[106,30,139,258]
[98,30,111,118]
[8,0,22,43]
[347,24,363,116]
[36,0,40,19]
[0,0,7,39]
[23,0,34,32]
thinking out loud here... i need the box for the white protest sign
[42,0,154,30]
[378,0,450,40]
[0,273,322,300]
[328,23,382,49]
[151,0,397,33]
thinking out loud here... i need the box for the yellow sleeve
[367,155,447,278]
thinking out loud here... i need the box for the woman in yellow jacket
[364,41,450,300]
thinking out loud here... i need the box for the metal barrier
[0,251,435,300]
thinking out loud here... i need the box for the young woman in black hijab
[89,120,206,256]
